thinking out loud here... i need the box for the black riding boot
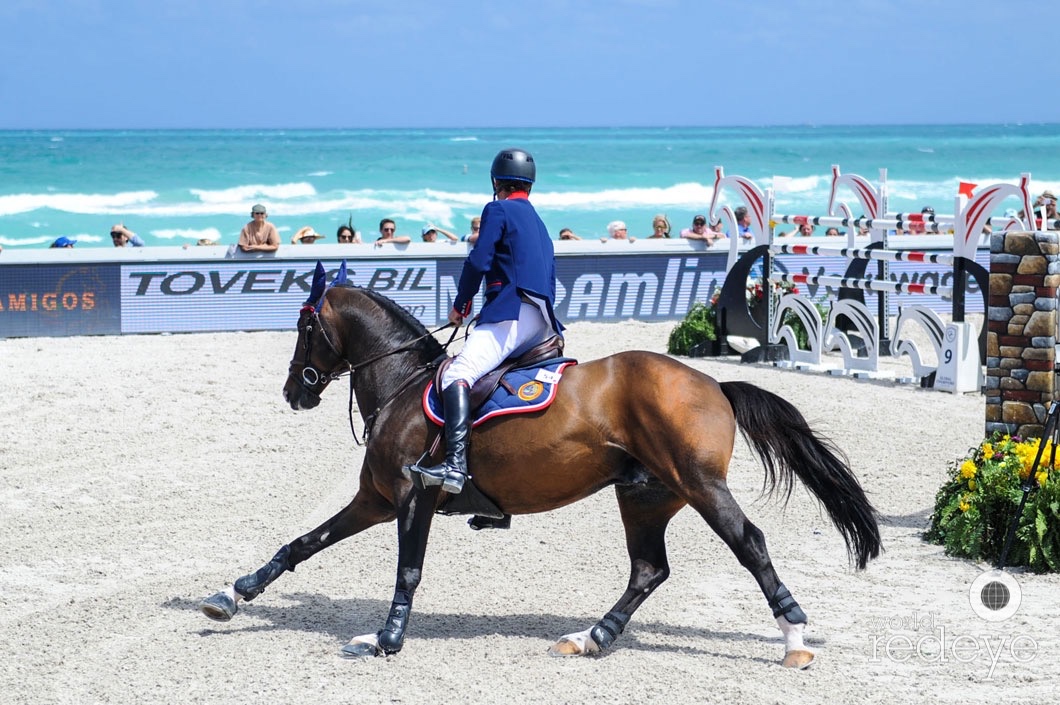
[413,380,471,494]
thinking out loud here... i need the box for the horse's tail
[719,380,882,569]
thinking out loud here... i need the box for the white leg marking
[225,584,242,605]
[776,615,808,652]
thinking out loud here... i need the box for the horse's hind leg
[550,481,685,657]
[199,484,396,622]
[690,476,815,669]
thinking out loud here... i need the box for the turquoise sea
[1,124,1058,249]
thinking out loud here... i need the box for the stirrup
[411,463,448,488]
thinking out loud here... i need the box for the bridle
[294,305,459,444]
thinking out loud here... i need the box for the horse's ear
[332,260,349,288]
[305,261,327,310]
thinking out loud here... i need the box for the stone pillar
[986,231,1059,438]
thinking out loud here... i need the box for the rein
[299,305,461,445]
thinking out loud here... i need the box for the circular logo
[968,569,1022,622]
[517,381,544,401]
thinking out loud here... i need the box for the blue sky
[0,0,1053,129]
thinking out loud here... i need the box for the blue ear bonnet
[304,260,349,312]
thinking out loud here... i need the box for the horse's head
[283,298,348,410]
[283,262,349,410]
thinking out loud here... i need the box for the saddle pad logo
[517,381,544,401]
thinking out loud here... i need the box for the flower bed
[925,432,1060,572]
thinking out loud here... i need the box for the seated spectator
[292,226,325,244]
[600,220,635,243]
[648,214,671,238]
[422,225,459,243]
[336,224,361,244]
[558,228,581,240]
[50,236,77,248]
[680,214,722,245]
[110,223,145,247]
[375,218,412,247]
[825,227,842,237]
[797,223,815,237]
[463,217,481,243]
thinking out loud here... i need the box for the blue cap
[51,236,77,248]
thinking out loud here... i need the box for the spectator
[336,224,361,244]
[292,226,324,244]
[238,204,280,253]
[825,227,842,237]
[375,218,412,247]
[601,220,635,243]
[422,225,459,243]
[729,207,754,240]
[680,214,721,245]
[906,206,935,235]
[648,214,671,238]
[558,228,581,240]
[110,223,145,247]
[797,223,815,237]
[50,236,77,248]
[463,216,481,243]
[1034,191,1058,229]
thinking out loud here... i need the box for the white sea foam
[0,190,158,216]
[307,171,332,177]
[190,182,317,204]
[151,227,225,242]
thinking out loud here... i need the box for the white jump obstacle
[709,166,1041,392]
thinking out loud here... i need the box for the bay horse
[199,271,881,669]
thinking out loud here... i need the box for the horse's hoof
[199,591,238,622]
[548,629,600,657]
[782,649,815,670]
[548,639,584,657]
[340,635,384,659]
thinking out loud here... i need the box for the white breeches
[441,302,552,389]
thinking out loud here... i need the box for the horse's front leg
[199,485,395,622]
[340,485,438,658]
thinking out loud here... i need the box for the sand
[1,321,1057,705]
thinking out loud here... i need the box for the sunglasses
[110,232,122,238]
[338,235,354,242]
[382,227,395,232]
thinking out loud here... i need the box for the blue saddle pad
[423,358,578,428]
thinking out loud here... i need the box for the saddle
[432,334,566,414]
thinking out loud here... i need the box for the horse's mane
[336,285,445,360]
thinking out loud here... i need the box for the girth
[432,335,565,413]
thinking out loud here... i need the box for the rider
[411,148,564,494]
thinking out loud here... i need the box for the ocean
[1,124,1058,250]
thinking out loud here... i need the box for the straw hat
[292,226,324,244]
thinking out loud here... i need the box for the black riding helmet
[490,148,536,186]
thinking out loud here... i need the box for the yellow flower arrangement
[926,431,1060,572]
